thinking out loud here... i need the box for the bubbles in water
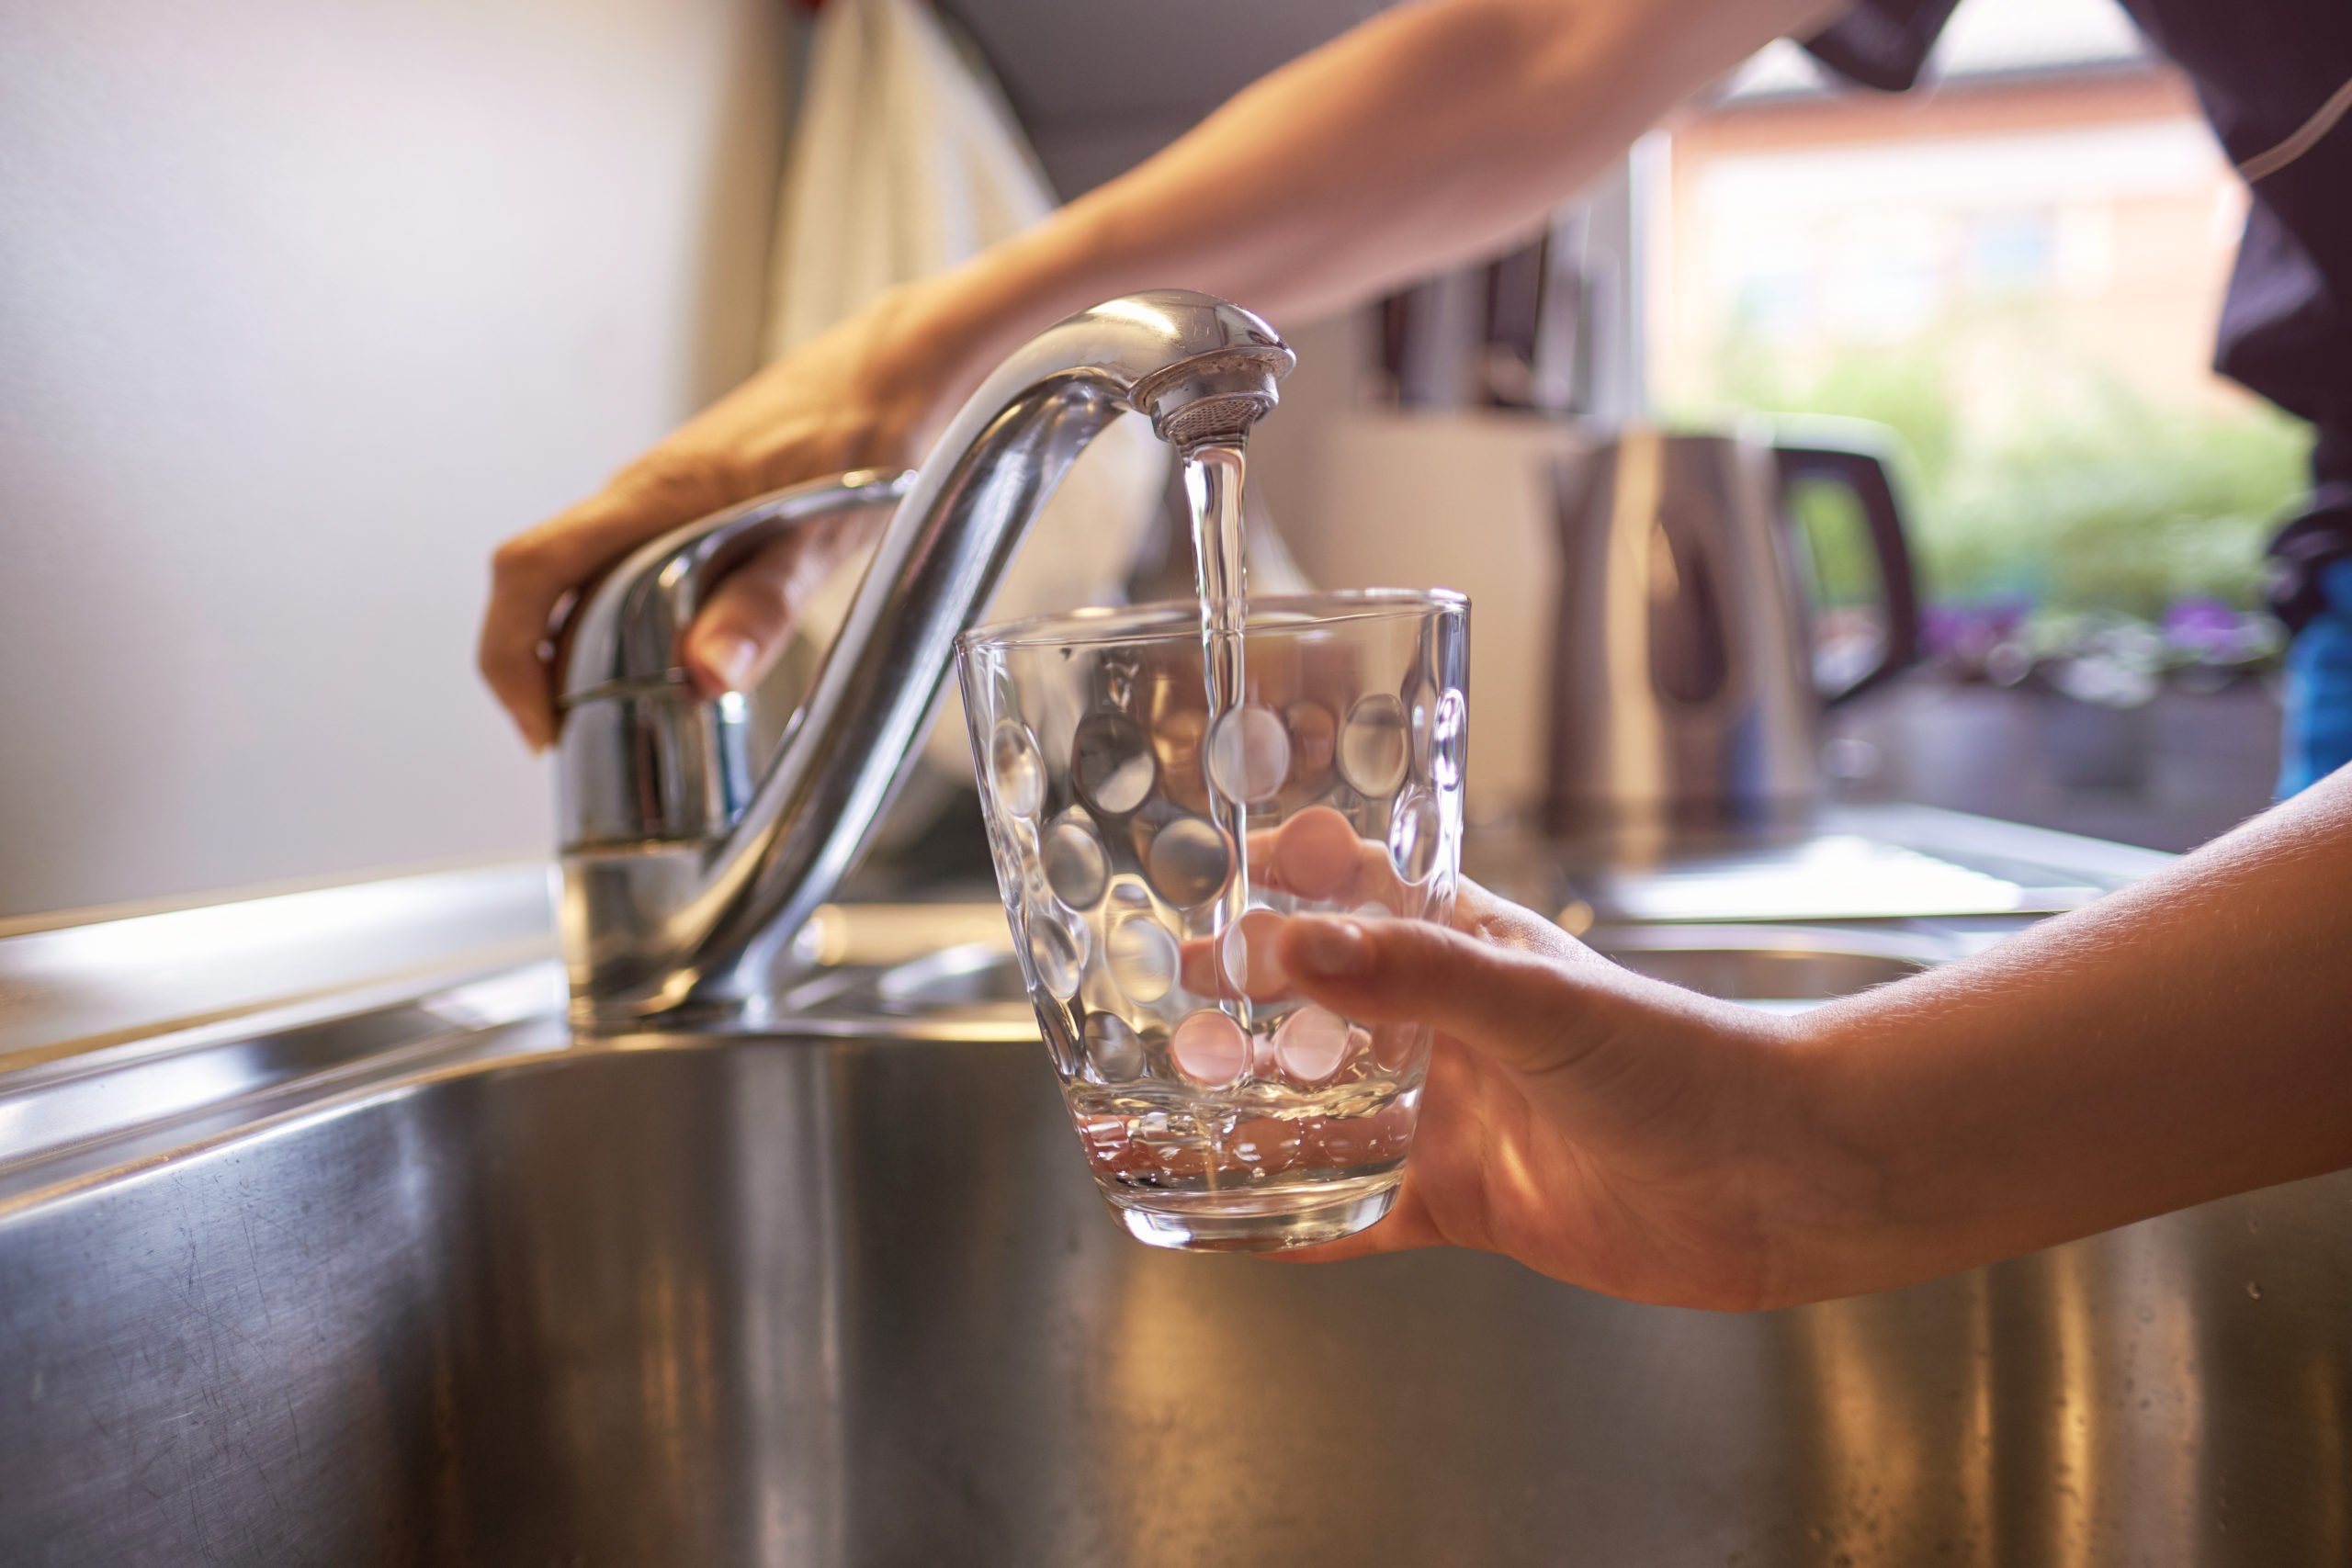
[1338,693,1409,796]
[1024,900,1089,1000]
[1041,810,1109,909]
[1083,1011,1147,1081]
[989,720,1045,818]
[1105,914,1179,1004]
[1071,712,1156,816]
[1430,688,1467,789]
[1275,1005,1352,1085]
[1387,787,1442,884]
[1205,704,1290,804]
[1218,908,1289,1000]
[1145,815,1232,908]
[1170,1008,1249,1088]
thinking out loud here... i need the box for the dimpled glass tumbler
[954,590,1469,1250]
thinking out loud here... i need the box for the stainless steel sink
[1594,924,1942,1007]
[5,852,2349,1565]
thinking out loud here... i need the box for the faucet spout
[557,290,1294,1031]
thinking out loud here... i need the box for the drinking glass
[954,590,1469,1250]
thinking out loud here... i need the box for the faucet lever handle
[559,467,918,705]
[554,468,916,854]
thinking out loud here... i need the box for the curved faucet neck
[560,290,1294,1031]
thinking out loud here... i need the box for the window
[1649,0,2310,632]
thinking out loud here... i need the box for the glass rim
[956,587,1467,654]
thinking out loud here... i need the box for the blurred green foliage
[1684,321,2314,617]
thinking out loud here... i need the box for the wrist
[813,275,1035,477]
[862,276,986,402]
[867,220,1112,416]
[1746,1005,1920,1306]
[1769,989,2038,1304]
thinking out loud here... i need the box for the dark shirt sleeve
[1802,0,1964,91]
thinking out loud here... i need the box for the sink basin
[5,1015,2350,1565]
[6,853,2347,1566]
[1593,925,1941,1007]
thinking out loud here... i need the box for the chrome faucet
[554,290,1295,1031]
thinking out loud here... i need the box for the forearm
[894,0,1839,392]
[1803,771,2352,1297]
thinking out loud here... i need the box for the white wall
[0,0,790,917]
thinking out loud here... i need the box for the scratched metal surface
[4,1029,2349,1567]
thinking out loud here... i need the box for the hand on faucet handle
[477,289,952,750]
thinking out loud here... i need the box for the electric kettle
[1545,421,1920,829]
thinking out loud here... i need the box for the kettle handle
[1772,439,1921,705]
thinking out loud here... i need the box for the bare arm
[901,0,1846,386]
[1800,767,2352,1297]
[480,0,1841,747]
[1265,769,2352,1308]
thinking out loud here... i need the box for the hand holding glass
[956,591,1468,1250]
